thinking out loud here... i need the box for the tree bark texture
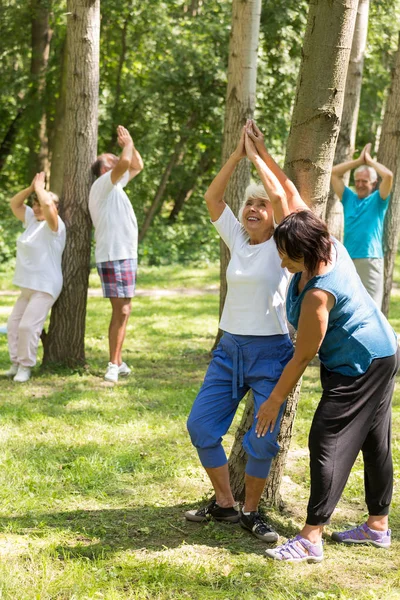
[28,0,52,179]
[378,35,400,317]
[49,35,68,197]
[284,0,359,219]
[326,0,370,240]
[43,0,100,366]
[217,0,261,342]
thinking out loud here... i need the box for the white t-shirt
[89,170,138,263]
[214,205,290,336]
[13,206,66,300]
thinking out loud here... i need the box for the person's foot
[240,510,278,542]
[6,363,18,377]
[118,362,131,377]
[104,362,119,383]
[331,522,391,549]
[265,535,323,563]
[185,499,240,523]
[13,366,31,383]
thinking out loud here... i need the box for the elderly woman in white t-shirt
[185,121,308,541]
[6,172,66,382]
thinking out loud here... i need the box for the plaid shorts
[97,258,137,298]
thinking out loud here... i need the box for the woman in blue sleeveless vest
[259,210,399,563]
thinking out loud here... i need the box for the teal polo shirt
[342,186,389,259]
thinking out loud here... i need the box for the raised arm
[244,126,289,224]
[128,144,144,181]
[33,172,59,232]
[10,180,34,222]
[111,125,134,185]
[204,127,246,222]
[364,143,393,200]
[330,145,366,199]
[247,120,308,213]
[254,288,334,437]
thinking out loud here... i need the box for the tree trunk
[214,0,261,351]
[284,0,358,219]
[379,34,400,317]
[49,35,68,197]
[28,0,52,180]
[326,0,370,240]
[138,113,196,243]
[211,0,263,493]
[42,0,100,366]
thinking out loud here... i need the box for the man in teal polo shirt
[330,143,393,309]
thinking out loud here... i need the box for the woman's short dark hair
[91,157,103,178]
[274,210,331,273]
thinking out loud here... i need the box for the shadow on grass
[0,504,283,560]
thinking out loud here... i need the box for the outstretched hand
[255,396,281,437]
[117,125,133,148]
[244,120,259,162]
[232,126,246,160]
[246,119,265,149]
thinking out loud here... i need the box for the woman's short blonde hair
[238,183,269,225]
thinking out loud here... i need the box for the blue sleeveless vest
[286,239,397,376]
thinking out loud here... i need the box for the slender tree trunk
[326,0,370,239]
[214,0,261,350]
[28,0,52,180]
[379,35,400,317]
[42,0,100,366]
[138,114,196,243]
[49,35,68,197]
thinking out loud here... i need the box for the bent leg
[7,290,30,364]
[17,290,54,367]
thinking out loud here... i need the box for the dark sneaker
[265,535,324,563]
[331,522,391,549]
[185,499,240,523]
[240,511,278,542]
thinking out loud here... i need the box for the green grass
[0,263,399,599]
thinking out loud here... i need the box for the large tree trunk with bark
[284,0,358,219]
[229,0,358,505]
[28,0,53,180]
[42,0,100,366]
[326,0,370,240]
[379,35,400,317]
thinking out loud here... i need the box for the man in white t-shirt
[89,125,144,382]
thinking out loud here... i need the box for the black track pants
[306,349,400,526]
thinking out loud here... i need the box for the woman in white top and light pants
[6,173,66,382]
[185,122,308,540]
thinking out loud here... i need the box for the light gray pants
[352,258,384,310]
[7,288,54,367]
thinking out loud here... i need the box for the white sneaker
[6,363,19,377]
[118,362,131,376]
[13,366,31,383]
[104,362,119,383]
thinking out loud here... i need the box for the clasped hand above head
[117,125,133,148]
[232,119,267,164]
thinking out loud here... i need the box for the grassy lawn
[0,263,399,599]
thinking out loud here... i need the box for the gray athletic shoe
[240,510,278,542]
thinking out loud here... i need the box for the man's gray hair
[238,183,270,225]
[354,165,378,183]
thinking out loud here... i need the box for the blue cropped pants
[187,332,293,479]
